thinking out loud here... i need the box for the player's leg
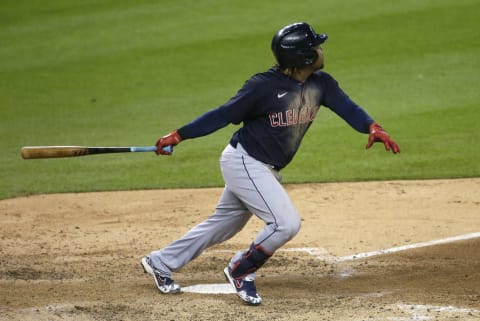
[222,143,302,255]
[147,186,251,276]
[223,170,300,296]
[142,185,251,294]
[221,143,301,304]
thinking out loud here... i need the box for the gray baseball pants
[148,143,301,277]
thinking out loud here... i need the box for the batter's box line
[210,232,480,263]
[336,232,480,262]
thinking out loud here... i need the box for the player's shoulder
[250,66,283,81]
[242,66,283,89]
[311,70,336,81]
[309,70,340,88]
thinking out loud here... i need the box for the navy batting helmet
[271,22,328,68]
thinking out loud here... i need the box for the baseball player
[141,22,400,305]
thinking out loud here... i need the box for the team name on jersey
[269,106,318,127]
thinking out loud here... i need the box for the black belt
[230,136,239,148]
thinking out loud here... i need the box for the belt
[230,136,239,148]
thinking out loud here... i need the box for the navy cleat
[224,266,262,306]
[141,256,181,294]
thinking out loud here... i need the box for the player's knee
[277,215,301,242]
[288,216,302,238]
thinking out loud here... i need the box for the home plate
[182,283,235,294]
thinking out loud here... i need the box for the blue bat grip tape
[130,146,173,153]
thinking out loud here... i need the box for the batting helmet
[271,22,328,68]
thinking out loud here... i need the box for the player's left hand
[365,123,400,154]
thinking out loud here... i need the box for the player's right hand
[155,130,182,155]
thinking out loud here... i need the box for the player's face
[313,46,324,70]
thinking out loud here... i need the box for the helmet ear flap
[302,48,318,66]
[276,48,318,69]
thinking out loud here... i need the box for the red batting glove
[366,123,400,154]
[155,130,182,155]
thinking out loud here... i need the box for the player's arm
[155,78,259,155]
[330,98,400,154]
[328,97,372,134]
[155,109,230,155]
[322,74,400,154]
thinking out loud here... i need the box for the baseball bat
[21,145,173,159]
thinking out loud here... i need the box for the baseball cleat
[141,256,181,294]
[224,266,262,306]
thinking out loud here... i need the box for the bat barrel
[21,146,89,159]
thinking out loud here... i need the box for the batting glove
[365,123,400,154]
[155,130,182,155]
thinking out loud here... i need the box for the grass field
[1,0,479,199]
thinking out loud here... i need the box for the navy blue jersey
[178,67,373,170]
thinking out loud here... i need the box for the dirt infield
[0,178,479,321]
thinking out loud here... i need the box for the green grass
[1,0,479,199]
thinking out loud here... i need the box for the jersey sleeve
[216,77,262,124]
[321,73,373,134]
[176,76,260,139]
[177,108,230,139]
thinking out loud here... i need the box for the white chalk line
[336,232,480,262]
[211,232,480,262]
[182,232,480,295]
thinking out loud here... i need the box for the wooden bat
[21,145,172,159]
